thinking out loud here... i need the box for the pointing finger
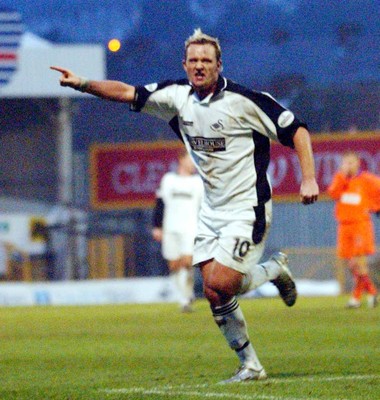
[50,66,65,72]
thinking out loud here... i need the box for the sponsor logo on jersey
[278,110,295,128]
[186,134,226,152]
[172,191,193,198]
[340,192,361,205]
[0,8,23,88]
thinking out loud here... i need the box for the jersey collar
[212,75,228,99]
[190,75,227,104]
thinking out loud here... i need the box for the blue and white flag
[0,8,23,87]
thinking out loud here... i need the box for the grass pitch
[1,296,379,400]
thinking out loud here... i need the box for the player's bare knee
[168,259,181,271]
[203,285,220,305]
[180,255,193,268]
[204,277,238,302]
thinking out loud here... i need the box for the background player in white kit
[152,149,203,312]
[51,28,319,383]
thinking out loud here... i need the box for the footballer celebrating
[51,28,319,383]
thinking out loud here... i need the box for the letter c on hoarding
[111,163,140,194]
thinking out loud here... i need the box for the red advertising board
[90,133,380,210]
[90,141,184,209]
[271,132,380,201]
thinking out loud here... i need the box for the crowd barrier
[0,277,340,307]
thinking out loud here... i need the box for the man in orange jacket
[328,151,380,308]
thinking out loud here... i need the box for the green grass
[0,296,379,400]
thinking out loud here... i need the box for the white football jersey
[132,76,305,210]
[157,171,203,234]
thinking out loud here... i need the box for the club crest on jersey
[186,134,226,152]
[210,119,224,132]
[0,8,23,88]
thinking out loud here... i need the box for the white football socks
[172,267,195,307]
[212,297,263,371]
[240,258,281,294]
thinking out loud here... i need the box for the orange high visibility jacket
[327,171,380,223]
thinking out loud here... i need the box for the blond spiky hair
[184,28,222,61]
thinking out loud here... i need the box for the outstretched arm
[293,127,319,205]
[50,66,136,103]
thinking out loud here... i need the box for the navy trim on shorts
[252,203,266,245]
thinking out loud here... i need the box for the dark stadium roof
[4,0,379,86]
[2,1,379,140]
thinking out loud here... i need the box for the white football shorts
[193,200,272,274]
[162,231,196,261]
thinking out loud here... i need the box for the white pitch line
[166,374,378,388]
[261,374,379,384]
[104,387,307,400]
[103,375,378,400]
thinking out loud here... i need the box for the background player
[328,151,380,308]
[152,149,203,313]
